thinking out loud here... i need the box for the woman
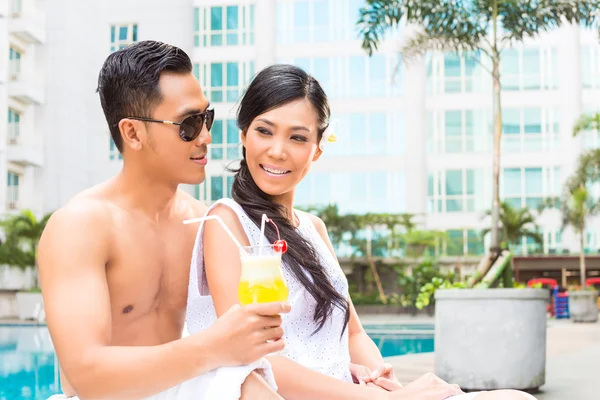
[186,64,536,400]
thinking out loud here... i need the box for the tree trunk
[366,226,387,304]
[490,58,502,256]
[580,231,587,288]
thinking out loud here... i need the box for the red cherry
[274,240,287,254]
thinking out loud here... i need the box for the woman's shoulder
[296,209,327,235]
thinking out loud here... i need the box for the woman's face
[241,98,323,200]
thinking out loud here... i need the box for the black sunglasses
[120,109,215,142]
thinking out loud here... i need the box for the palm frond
[573,113,600,137]
[500,0,600,44]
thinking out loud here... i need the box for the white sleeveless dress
[186,198,353,383]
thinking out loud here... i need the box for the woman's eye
[292,135,308,142]
[256,127,272,135]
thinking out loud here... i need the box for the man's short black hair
[97,40,193,152]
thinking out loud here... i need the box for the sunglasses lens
[180,114,205,142]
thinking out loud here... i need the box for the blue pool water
[1,324,434,399]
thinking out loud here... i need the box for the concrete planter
[569,290,599,323]
[16,292,44,320]
[434,288,547,391]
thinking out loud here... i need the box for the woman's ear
[313,147,323,162]
[240,129,247,147]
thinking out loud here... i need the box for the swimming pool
[0,323,434,399]
[363,323,435,358]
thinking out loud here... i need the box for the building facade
[2,0,600,266]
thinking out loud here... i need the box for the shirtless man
[38,40,288,399]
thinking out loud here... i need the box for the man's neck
[113,162,181,223]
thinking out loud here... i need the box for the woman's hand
[349,362,403,391]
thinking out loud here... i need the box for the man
[39,40,288,399]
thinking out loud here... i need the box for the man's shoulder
[46,188,114,235]
[176,189,208,218]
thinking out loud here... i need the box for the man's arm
[39,202,288,399]
[38,202,221,399]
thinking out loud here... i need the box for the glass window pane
[314,174,331,204]
[313,58,330,92]
[349,114,367,155]
[369,55,386,97]
[132,25,138,42]
[226,62,239,86]
[227,120,239,144]
[369,113,386,155]
[444,54,461,77]
[110,26,115,43]
[211,177,223,200]
[446,199,463,212]
[211,148,224,159]
[466,169,474,195]
[119,26,128,41]
[503,168,521,196]
[349,56,366,97]
[212,120,223,145]
[525,168,543,195]
[523,108,541,134]
[226,6,238,29]
[211,63,223,87]
[502,49,519,90]
[503,109,521,134]
[467,230,484,255]
[522,48,540,90]
[294,58,310,73]
[445,111,462,136]
[428,174,434,196]
[211,7,223,30]
[293,1,309,27]
[226,176,235,198]
[446,230,464,255]
[445,170,463,195]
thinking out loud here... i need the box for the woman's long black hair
[232,64,349,335]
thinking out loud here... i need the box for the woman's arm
[306,213,402,390]
[203,206,387,400]
[304,213,384,369]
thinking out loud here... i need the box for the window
[502,167,560,209]
[427,52,484,94]
[502,108,560,152]
[501,46,557,91]
[295,171,405,214]
[11,0,22,16]
[7,109,20,144]
[283,55,401,99]
[210,175,235,201]
[110,24,138,52]
[429,109,489,154]
[7,171,20,209]
[581,45,600,89]
[195,5,255,47]
[324,112,404,157]
[428,169,482,213]
[544,230,562,254]
[197,62,255,103]
[211,119,241,160]
[277,0,400,44]
[109,138,122,161]
[9,47,21,80]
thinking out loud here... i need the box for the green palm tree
[559,185,600,288]
[482,202,542,251]
[358,0,599,259]
[1,210,53,286]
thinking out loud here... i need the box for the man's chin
[180,173,206,186]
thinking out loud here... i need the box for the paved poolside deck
[360,314,599,400]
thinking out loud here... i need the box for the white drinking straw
[259,213,269,254]
[183,215,246,252]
